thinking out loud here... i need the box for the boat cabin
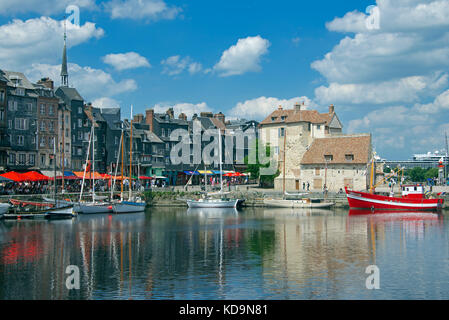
[401,184,425,199]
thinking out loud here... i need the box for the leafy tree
[424,168,439,180]
[244,139,280,187]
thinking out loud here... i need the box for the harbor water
[0,208,448,299]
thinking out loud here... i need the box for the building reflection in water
[0,208,446,299]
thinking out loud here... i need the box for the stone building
[34,79,59,170]
[300,134,372,192]
[0,72,9,168]
[259,103,343,190]
[2,71,38,170]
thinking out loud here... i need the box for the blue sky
[1,0,449,160]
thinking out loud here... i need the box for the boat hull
[45,206,75,219]
[112,201,146,213]
[264,199,334,208]
[186,199,239,208]
[74,203,112,214]
[0,203,11,218]
[345,188,443,211]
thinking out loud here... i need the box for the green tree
[424,168,439,180]
[244,139,280,187]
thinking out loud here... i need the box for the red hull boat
[345,185,443,211]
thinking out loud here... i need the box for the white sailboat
[186,129,239,209]
[112,106,146,213]
[74,125,112,214]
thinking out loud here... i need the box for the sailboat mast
[53,137,57,206]
[129,105,133,200]
[111,128,123,200]
[120,126,124,201]
[282,126,286,195]
[369,153,375,194]
[218,128,223,193]
[92,122,95,203]
[80,126,93,202]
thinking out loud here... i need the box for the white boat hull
[0,203,10,218]
[186,199,239,208]
[112,202,146,213]
[74,203,112,214]
[264,199,334,208]
[45,206,75,219]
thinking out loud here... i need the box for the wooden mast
[282,126,286,195]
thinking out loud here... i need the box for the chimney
[166,107,174,119]
[278,105,283,110]
[214,112,225,124]
[145,109,154,132]
[200,111,213,118]
[178,113,187,121]
[294,102,301,112]
[133,113,144,123]
[329,104,335,114]
[37,77,54,89]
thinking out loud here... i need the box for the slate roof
[301,134,371,165]
[55,86,84,103]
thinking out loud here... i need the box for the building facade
[3,71,38,170]
[0,72,9,168]
[259,103,344,190]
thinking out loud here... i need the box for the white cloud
[0,17,104,71]
[315,73,448,104]
[0,0,96,15]
[91,97,121,109]
[228,96,316,120]
[213,36,270,77]
[27,63,137,100]
[102,52,151,71]
[161,55,202,76]
[153,102,211,119]
[104,0,181,21]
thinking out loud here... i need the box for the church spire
[60,17,68,87]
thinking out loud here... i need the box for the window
[49,121,54,131]
[168,129,171,137]
[26,103,32,112]
[40,136,45,147]
[16,88,25,96]
[317,125,321,130]
[271,117,276,122]
[29,154,35,166]
[78,131,83,140]
[15,118,27,130]
[161,128,165,137]
[17,135,24,146]
[40,104,46,114]
[49,137,54,148]
[345,154,354,161]
[78,119,82,128]
[0,91,4,102]
[115,136,119,145]
[281,116,286,121]
[65,129,69,138]
[8,100,17,111]
[315,168,320,175]
[9,153,15,165]
[274,146,279,155]
[40,121,45,132]
[77,147,82,156]
[18,153,26,165]
[324,155,333,161]
[8,120,12,129]
[31,136,35,145]
[40,154,46,166]
[278,127,285,137]
[49,105,54,115]
[78,107,82,114]
[65,115,69,124]
[166,143,170,151]
[0,110,4,121]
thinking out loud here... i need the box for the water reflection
[0,208,448,299]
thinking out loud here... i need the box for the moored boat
[112,198,146,213]
[345,185,444,211]
[264,198,334,208]
[74,202,112,214]
[187,198,238,208]
[0,202,10,219]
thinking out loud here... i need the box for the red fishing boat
[345,185,444,211]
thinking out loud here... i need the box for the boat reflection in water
[186,207,238,218]
[262,207,335,218]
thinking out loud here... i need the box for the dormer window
[271,117,276,122]
[324,155,333,161]
[281,116,286,121]
[345,154,354,161]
